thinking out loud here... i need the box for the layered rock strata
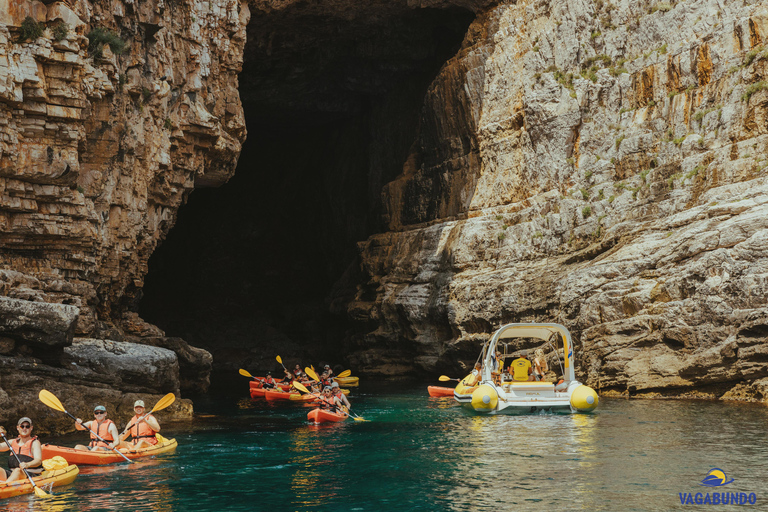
[347,0,768,402]
[0,0,247,430]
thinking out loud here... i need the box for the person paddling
[262,371,277,389]
[74,405,119,451]
[323,364,334,378]
[0,418,43,482]
[118,400,160,450]
[319,386,344,414]
[331,382,351,410]
[293,365,306,380]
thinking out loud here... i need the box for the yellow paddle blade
[438,375,452,382]
[276,355,283,364]
[33,485,49,498]
[305,367,319,382]
[150,393,176,414]
[352,416,367,422]
[293,381,309,393]
[39,389,66,413]
[337,370,351,378]
[238,369,253,378]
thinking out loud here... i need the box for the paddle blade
[39,389,66,413]
[352,416,367,422]
[438,375,451,382]
[305,367,319,382]
[293,381,309,393]
[276,355,283,364]
[150,393,176,414]
[33,485,49,498]
[238,369,253,378]
[337,370,351,378]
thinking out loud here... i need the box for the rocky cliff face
[0,0,247,430]
[2,0,767,415]
[348,0,768,402]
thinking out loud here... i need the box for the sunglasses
[19,424,31,429]
[94,411,106,415]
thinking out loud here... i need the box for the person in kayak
[293,365,306,380]
[281,369,294,383]
[118,400,160,450]
[319,386,344,413]
[331,382,351,410]
[73,405,119,451]
[0,418,43,482]
[262,372,277,389]
[323,364,334,378]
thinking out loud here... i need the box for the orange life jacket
[89,419,115,448]
[9,436,42,473]
[127,414,158,445]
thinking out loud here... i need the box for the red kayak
[250,387,267,398]
[427,386,455,397]
[307,408,348,423]
[264,389,297,401]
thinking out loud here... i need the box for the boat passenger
[320,371,333,388]
[74,405,119,451]
[118,400,160,450]
[467,362,483,387]
[262,372,277,389]
[0,418,43,482]
[282,369,294,383]
[510,351,534,381]
[323,364,334,378]
[533,349,549,381]
[293,365,306,380]
[492,351,503,384]
[331,382,351,410]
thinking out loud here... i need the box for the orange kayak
[427,386,455,397]
[264,389,297,401]
[41,437,177,465]
[307,408,348,423]
[0,464,78,499]
[250,387,267,398]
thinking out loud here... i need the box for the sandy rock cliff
[0,0,247,430]
[348,0,768,401]
[1,0,767,423]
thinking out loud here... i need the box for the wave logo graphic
[700,469,734,487]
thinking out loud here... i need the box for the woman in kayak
[73,405,119,451]
[319,386,344,414]
[293,365,306,380]
[262,372,277,389]
[118,400,161,450]
[0,418,43,482]
[281,369,294,383]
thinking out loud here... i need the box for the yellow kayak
[0,464,79,499]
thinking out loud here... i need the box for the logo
[700,469,734,487]
[678,469,757,506]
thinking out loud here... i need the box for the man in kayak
[293,364,306,380]
[73,405,119,451]
[0,418,43,482]
[331,382,351,410]
[118,400,161,450]
[262,371,277,389]
[323,364,334,378]
[319,386,344,414]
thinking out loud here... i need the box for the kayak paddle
[438,375,460,382]
[120,393,175,442]
[305,367,320,382]
[38,389,133,464]
[337,370,352,378]
[0,430,49,497]
[276,355,288,372]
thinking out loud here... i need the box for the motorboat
[454,323,598,414]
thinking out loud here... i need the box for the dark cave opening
[139,5,475,381]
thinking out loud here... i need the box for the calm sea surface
[4,381,768,511]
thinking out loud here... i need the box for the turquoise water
[4,381,768,511]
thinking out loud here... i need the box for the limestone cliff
[348,0,768,402]
[0,0,248,430]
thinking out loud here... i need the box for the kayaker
[511,351,534,381]
[319,370,332,388]
[281,369,294,383]
[0,418,43,482]
[331,382,351,410]
[118,400,160,450]
[262,372,277,389]
[293,365,306,380]
[319,386,342,413]
[323,364,334,378]
[73,405,119,451]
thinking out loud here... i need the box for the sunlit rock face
[347,0,768,401]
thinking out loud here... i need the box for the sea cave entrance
[139,3,474,383]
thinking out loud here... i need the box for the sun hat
[134,400,145,408]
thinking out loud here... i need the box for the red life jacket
[8,436,42,473]
[89,419,115,448]
[127,414,158,445]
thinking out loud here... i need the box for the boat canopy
[483,323,576,382]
